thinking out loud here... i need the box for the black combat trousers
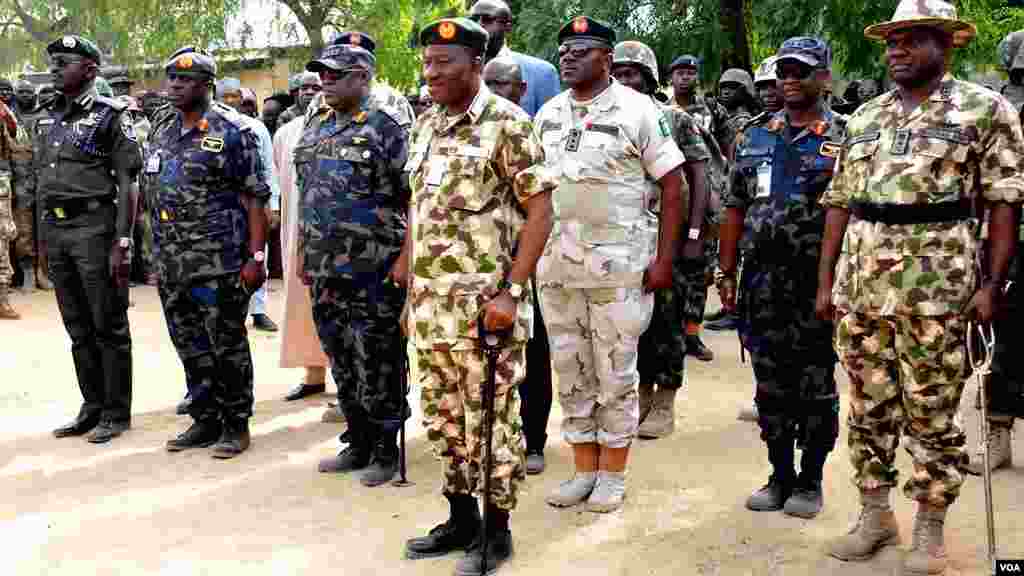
[521,281,553,453]
[45,203,132,423]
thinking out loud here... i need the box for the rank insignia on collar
[200,136,224,153]
[819,141,840,158]
[352,136,367,145]
[355,111,368,124]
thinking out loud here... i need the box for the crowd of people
[2,0,1024,573]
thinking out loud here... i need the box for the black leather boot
[405,493,481,559]
[211,418,251,459]
[455,505,513,575]
[166,419,222,452]
[746,438,795,511]
[360,426,398,487]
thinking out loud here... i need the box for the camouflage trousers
[418,346,526,511]
[541,285,653,448]
[158,274,255,422]
[136,210,154,276]
[680,238,717,324]
[13,204,34,264]
[0,175,13,286]
[310,277,407,426]
[835,312,969,507]
[638,258,688,390]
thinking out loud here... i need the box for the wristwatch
[498,279,526,300]
[119,237,133,250]
[688,228,701,241]
[252,250,266,263]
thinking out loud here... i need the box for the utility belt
[849,199,972,225]
[45,196,114,221]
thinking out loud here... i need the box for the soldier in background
[275,74,304,126]
[999,30,1024,112]
[0,98,25,318]
[37,84,57,109]
[717,67,758,156]
[753,56,782,114]
[108,76,134,98]
[10,80,49,292]
[152,47,270,459]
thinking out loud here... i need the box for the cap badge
[439,22,457,40]
[572,17,589,34]
[62,36,77,49]
[177,55,194,69]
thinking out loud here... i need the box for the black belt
[849,199,972,225]
[46,197,114,220]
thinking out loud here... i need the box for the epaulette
[373,103,405,128]
[95,95,127,111]
[211,101,249,131]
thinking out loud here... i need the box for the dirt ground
[1,282,1021,576]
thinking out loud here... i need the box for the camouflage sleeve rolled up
[495,115,556,206]
[226,125,272,202]
[979,95,1024,203]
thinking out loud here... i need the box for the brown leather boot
[638,387,677,439]
[903,503,947,576]
[0,285,19,320]
[824,488,901,561]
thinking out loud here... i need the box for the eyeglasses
[775,63,816,80]
[558,41,606,59]
[468,14,511,26]
[319,67,365,82]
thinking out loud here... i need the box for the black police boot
[175,394,192,416]
[784,448,828,518]
[746,439,795,511]
[166,419,222,452]
[406,493,481,559]
[455,505,513,576]
[211,418,251,459]
[360,426,398,487]
[319,412,371,473]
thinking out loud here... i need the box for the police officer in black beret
[40,35,141,444]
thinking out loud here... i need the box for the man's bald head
[470,0,513,60]
[483,56,526,106]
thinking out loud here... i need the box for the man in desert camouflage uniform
[536,17,685,513]
[297,43,410,487]
[0,99,25,318]
[609,40,710,439]
[968,29,1024,475]
[398,18,554,575]
[817,2,1024,573]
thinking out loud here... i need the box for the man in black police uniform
[40,36,140,444]
[149,47,270,459]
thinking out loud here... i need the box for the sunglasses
[558,41,607,59]
[319,68,365,82]
[775,63,816,80]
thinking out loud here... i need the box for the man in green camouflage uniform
[998,30,1024,113]
[609,40,709,439]
[817,2,1024,573]
[398,19,554,575]
[9,80,49,291]
[0,99,25,318]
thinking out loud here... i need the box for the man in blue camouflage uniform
[718,37,844,519]
[297,43,411,487]
[40,36,141,444]
[148,47,270,459]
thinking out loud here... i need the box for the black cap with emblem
[669,54,700,72]
[164,46,218,79]
[307,43,376,74]
[557,16,616,48]
[47,35,103,64]
[332,31,377,54]
[419,18,490,56]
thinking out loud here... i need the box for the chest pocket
[843,134,879,199]
[794,152,837,201]
[736,147,772,201]
[180,148,219,183]
[575,124,631,182]
[911,129,972,202]
[443,145,499,214]
[325,141,377,198]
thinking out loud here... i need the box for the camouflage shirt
[0,101,28,239]
[821,75,1024,316]
[677,95,733,155]
[304,83,416,129]
[145,102,271,284]
[406,85,554,350]
[664,99,726,229]
[294,98,409,283]
[726,109,846,264]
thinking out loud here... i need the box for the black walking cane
[478,311,511,576]
[392,337,414,487]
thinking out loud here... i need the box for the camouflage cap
[419,18,489,55]
[558,16,616,48]
[864,0,976,48]
[612,40,659,84]
[165,46,217,78]
[719,68,754,95]
[754,55,779,84]
[47,35,103,64]
[777,36,830,69]
[307,43,376,74]
[332,31,376,54]
[669,54,700,72]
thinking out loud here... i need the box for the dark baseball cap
[777,36,830,69]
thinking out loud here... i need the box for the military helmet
[719,68,754,95]
[999,31,1024,72]
[612,40,659,85]
[754,55,779,85]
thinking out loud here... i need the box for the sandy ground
[1,282,1021,576]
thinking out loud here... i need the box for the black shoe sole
[405,545,472,560]
[166,438,219,452]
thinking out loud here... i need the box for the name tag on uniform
[145,154,161,174]
[201,137,224,153]
[891,129,910,155]
[425,158,446,186]
[756,162,772,198]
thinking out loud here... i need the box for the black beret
[332,31,376,54]
[47,35,102,64]
[419,18,489,54]
[557,16,615,47]
[164,46,218,78]
[669,54,700,71]
[307,44,376,73]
